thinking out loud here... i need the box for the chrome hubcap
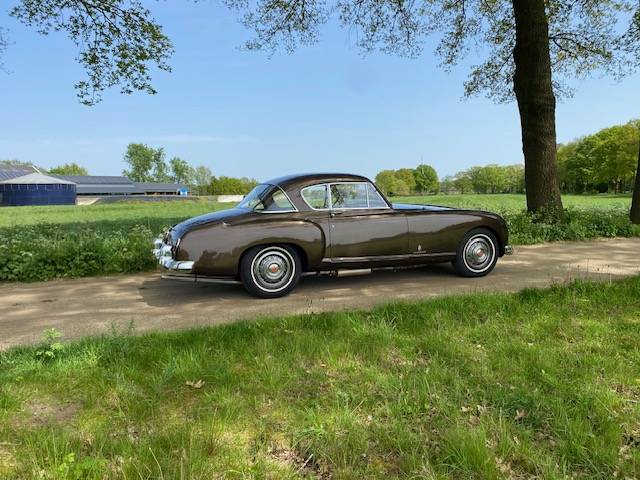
[464,236,494,272]
[252,249,294,292]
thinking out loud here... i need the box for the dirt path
[1,238,639,350]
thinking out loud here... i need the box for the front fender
[177,218,326,277]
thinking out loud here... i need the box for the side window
[330,183,368,209]
[367,183,388,208]
[261,188,296,212]
[301,184,328,209]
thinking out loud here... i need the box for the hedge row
[1,208,638,282]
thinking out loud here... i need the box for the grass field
[0,194,632,227]
[0,277,639,479]
[0,198,225,228]
[399,193,633,212]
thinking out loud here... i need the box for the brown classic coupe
[153,173,513,298]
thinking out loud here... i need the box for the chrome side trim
[161,273,241,285]
[323,252,456,264]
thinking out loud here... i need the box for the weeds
[34,329,64,361]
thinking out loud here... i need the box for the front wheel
[240,245,301,298]
[452,228,499,277]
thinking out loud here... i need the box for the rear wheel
[240,245,301,298]
[452,228,498,277]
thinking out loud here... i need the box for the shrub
[503,207,640,245]
[0,222,160,281]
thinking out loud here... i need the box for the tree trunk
[511,0,564,219]
[631,131,640,224]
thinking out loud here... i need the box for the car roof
[264,173,372,190]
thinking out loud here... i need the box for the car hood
[170,207,249,239]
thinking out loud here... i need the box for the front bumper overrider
[152,238,194,271]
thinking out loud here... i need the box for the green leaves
[35,328,64,361]
[47,163,89,176]
[558,120,640,194]
[122,143,168,183]
[0,222,156,281]
[10,0,173,105]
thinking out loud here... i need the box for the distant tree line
[441,165,526,195]
[375,165,439,196]
[375,163,524,196]
[121,143,257,195]
[558,120,640,195]
[376,120,639,197]
[48,163,88,176]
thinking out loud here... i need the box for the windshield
[237,184,296,212]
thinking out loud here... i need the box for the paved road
[1,238,639,350]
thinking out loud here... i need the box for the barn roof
[0,165,40,181]
[53,175,132,185]
[0,173,76,185]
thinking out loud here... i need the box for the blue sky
[1,2,638,180]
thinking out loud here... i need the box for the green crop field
[0,194,638,282]
[1,277,639,478]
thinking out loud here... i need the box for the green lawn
[0,194,632,227]
[0,198,225,228]
[1,277,639,479]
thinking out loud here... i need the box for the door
[327,183,409,259]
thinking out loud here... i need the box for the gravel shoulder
[1,238,639,350]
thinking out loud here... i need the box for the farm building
[53,175,189,196]
[54,175,139,195]
[0,166,189,205]
[133,182,189,195]
[0,173,77,206]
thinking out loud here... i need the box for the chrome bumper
[152,238,194,271]
[504,244,514,255]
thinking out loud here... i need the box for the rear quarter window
[301,184,329,209]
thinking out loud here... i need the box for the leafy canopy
[558,120,640,193]
[121,143,211,186]
[5,1,640,105]
[169,157,196,185]
[9,0,173,105]
[414,164,439,194]
[223,0,640,101]
[443,164,525,194]
[122,143,168,183]
[375,165,439,196]
[48,162,89,176]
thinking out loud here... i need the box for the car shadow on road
[138,264,457,308]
